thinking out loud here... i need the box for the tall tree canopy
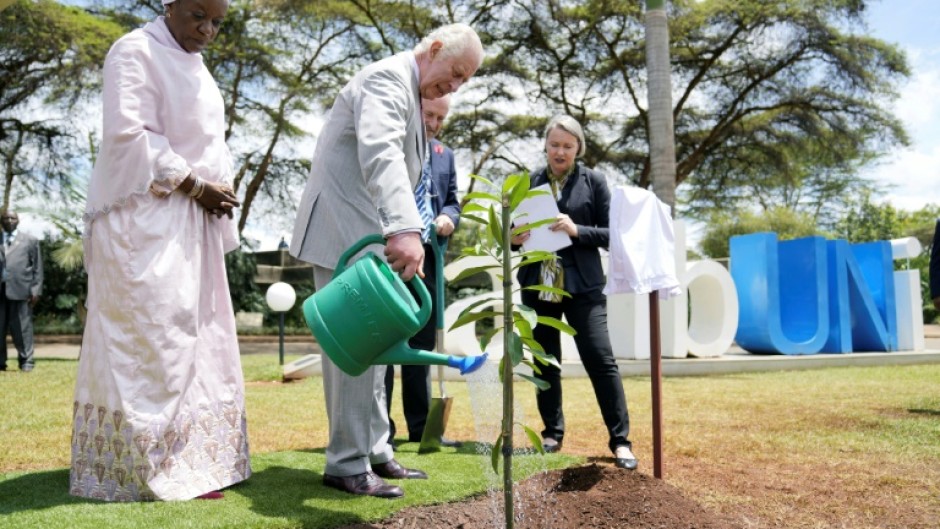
[0,0,123,210]
[3,0,909,238]
[465,0,909,222]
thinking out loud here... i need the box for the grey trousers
[0,288,34,370]
[314,265,395,476]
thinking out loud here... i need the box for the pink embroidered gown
[69,17,250,501]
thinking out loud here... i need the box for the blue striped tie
[415,159,434,241]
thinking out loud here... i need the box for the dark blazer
[1,231,43,301]
[517,162,610,294]
[428,138,461,234]
[930,219,940,301]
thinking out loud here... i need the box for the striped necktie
[415,158,434,241]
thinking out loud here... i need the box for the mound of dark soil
[338,464,743,528]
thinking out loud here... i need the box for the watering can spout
[376,343,488,376]
[447,352,489,375]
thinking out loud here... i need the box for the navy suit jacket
[930,219,940,301]
[427,138,461,238]
[516,162,610,294]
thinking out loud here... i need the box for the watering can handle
[333,233,432,327]
[334,234,387,276]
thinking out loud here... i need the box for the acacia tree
[193,0,504,234]
[455,0,908,220]
[205,0,386,234]
[0,0,123,210]
[26,0,910,241]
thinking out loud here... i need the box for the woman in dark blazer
[511,114,637,469]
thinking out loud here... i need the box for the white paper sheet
[514,184,572,253]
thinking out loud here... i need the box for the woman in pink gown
[70,0,250,501]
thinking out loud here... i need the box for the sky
[18,2,940,250]
[860,0,940,212]
[244,1,940,250]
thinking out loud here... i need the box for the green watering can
[303,233,488,377]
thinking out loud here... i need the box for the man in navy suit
[385,95,462,447]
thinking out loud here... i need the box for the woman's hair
[544,114,586,158]
[414,23,484,69]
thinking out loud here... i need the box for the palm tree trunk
[645,0,677,214]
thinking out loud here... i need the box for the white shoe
[614,445,638,470]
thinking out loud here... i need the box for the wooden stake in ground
[650,293,663,479]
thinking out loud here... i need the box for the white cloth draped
[70,18,249,502]
[604,186,681,298]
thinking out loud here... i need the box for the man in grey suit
[290,24,483,498]
[0,210,43,373]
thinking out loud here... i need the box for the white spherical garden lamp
[265,282,296,365]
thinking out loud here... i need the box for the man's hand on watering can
[386,231,425,281]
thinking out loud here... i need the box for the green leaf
[459,246,487,257]
[464,191,501,203]
[479,326,501,351]
[460,213,488,225]
[519,249,557,260]
[502,172,525,196]
[521,423,545,454]
[511,216,555,234]
[461,203,489,214]
[491,434,503,474]
[450,264,501,284]
[449,309,501,331]
[521,336,545,355]
[487,205,503,246]
[507,331,524,366]
[525,189,551,199]
[530,346,560,368]
[514,316,533,340]
[536,315,577,336]
[521,285,572,299]
[515,304,538,328]
[520,358,542,375]
[518,372,551,391]
[469,174,495,188]
[512,252,560,271]
[508,173,531,211]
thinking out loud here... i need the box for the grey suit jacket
[2,232,43,300]
[291,52,426,268]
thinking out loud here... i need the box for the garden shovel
[419,232,454,454]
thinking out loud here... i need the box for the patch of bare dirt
[338,464,744,529]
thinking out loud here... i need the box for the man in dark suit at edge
[0,210,43,373]
[385,94,463,449]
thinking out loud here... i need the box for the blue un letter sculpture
[730,233,898,355]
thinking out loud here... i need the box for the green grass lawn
[1,354,939,528]
[0,355,580,529]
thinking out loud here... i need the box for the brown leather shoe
[372,459,428,480]
[322,471,403,498]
